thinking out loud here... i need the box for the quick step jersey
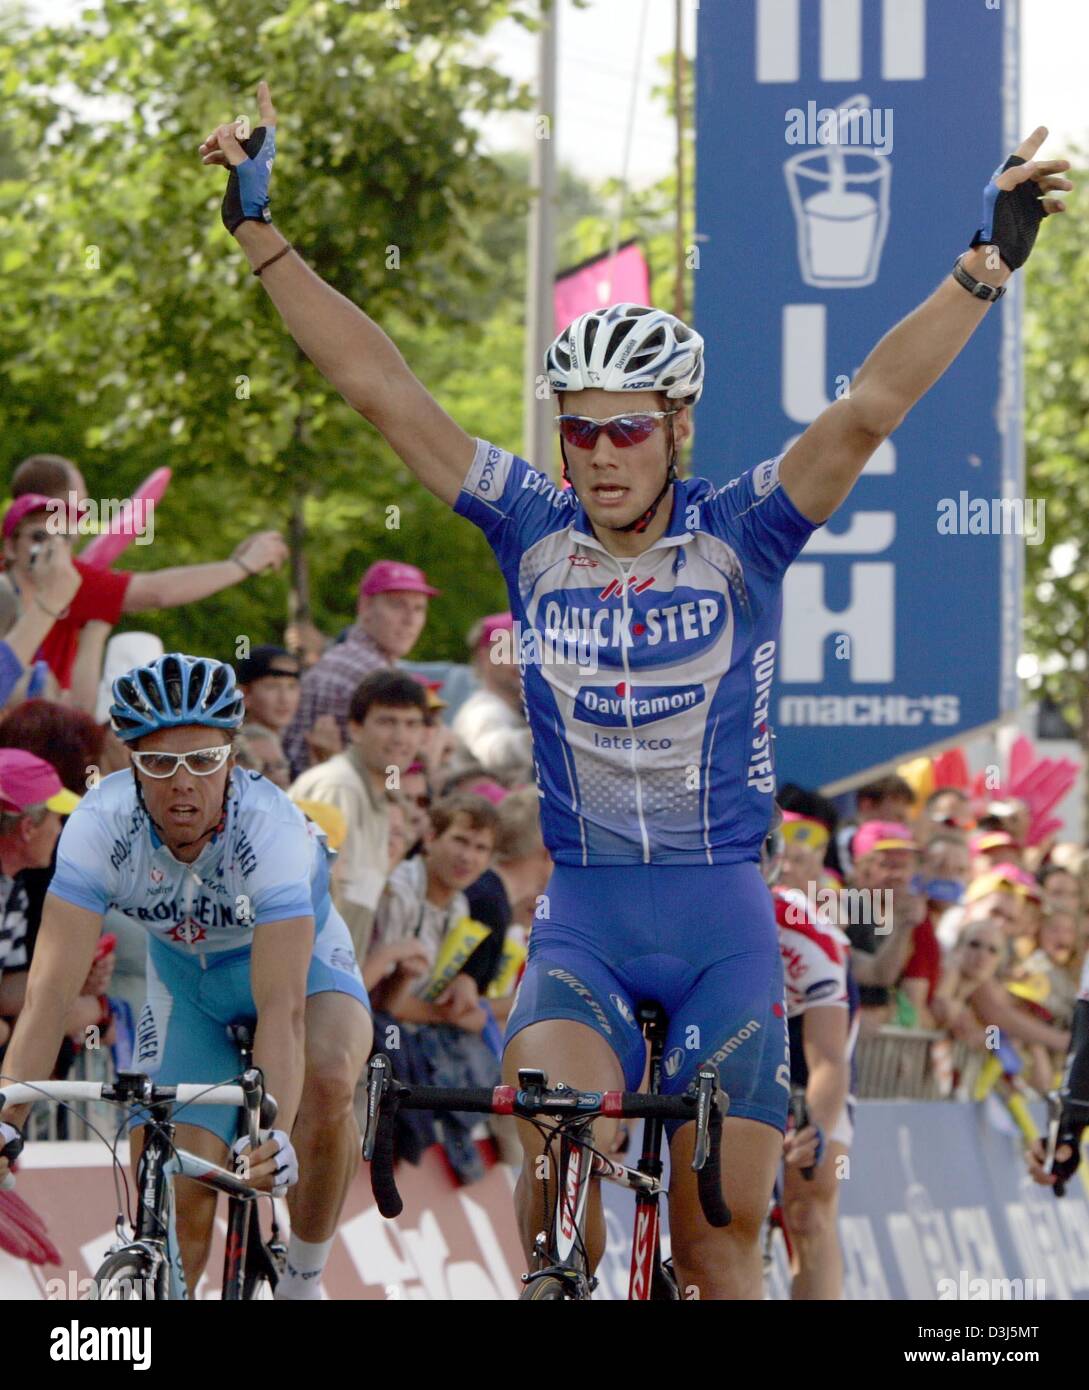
[48,767,337,960]
[455,438,818,865]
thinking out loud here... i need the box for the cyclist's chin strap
[562,417,678,536]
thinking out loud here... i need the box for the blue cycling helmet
[110,653,245,743]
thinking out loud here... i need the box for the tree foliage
[1022,146,1089,741]
[0,4,689,661]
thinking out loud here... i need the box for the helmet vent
[603,321,635,367]
[626,327,666,373]
[582,316,600,361]
[138,668,166,715]
[186,661,207,711]
[207,665,229,705]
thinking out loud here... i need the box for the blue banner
[596,1101,1089,1300]
[694,0,1022,792]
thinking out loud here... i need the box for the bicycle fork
[629,1005,674,1302]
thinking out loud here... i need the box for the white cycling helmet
[545,303,705,406]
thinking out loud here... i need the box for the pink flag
[554,240,650,334]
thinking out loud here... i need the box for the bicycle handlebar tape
[697,1108,732,1229]
[602,1092,695,1120]
[396,1086,505,1115]
[370,1106,403,1220]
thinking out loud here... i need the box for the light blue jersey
[455,439,819,865]
[50,766,339,960]
[50,766,369,1143]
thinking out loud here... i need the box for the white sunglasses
[131,745,233,779]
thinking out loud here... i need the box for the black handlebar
[361,1055,732,1229]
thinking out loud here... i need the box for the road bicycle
[362,1001,731,1300]
[0,1021,285,1299]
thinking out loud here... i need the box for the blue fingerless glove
[970,154,1046,271]
[222,125,276,235]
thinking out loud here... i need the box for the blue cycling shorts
[505,863,790,1135]
[131,906,370,1145]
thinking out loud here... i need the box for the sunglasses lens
[560,418,600,449]
[609,415,658,447]
[136,753,177,778]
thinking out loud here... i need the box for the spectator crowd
[0,446,1083,1204]
[0,451,541,1173]
[777,773,1083,1101]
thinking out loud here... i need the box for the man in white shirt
[452,613,533,781]
[290,671,428,960]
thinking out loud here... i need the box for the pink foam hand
[78,467,171,569]
[1007,735,1036,786]
[1028,815,1065,848]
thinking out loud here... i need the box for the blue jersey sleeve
[454,437,579,573]
[241,806,319,926]
[701,455,820,579]
[48,798,118,916]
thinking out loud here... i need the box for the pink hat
[476,612,514,649]
[2,493,63,540]
[852,820,918,861]
[991,861,1041,900]
[0,749,81,816]
[359,560,440,599]
[466,779,508,806]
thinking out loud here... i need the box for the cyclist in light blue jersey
[197,83,1069,1297]
[0,653,372,1299]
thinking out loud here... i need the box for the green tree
[1022,143,1089,775]
[0,0,538,659]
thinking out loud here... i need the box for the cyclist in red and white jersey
[772,814,857,1299]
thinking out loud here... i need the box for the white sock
[275,1235,334,1300]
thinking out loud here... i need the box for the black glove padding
[221,125,276,235]
[1049,1120,1082,1196]
[970,154,1046,271]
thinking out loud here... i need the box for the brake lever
[361,1054,393,1161]
[241,1067,264,1152]
[690,1065,718,1171]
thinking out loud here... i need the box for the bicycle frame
[527,1004,678,1301]
[1,1066,281,1300]
[131,1105,270,1299]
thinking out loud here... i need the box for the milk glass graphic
[785,96,891,289]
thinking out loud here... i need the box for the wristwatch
[952,252,1007,303]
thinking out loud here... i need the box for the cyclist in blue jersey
[0,653,373,1299]
[197,83,1070,1297]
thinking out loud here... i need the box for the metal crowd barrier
[24,1045,118,1143]
[854,1027,984,1101]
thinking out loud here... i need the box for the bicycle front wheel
[520,1274,574,1301]
[88,1248,166,1301]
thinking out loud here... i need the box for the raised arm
[780,127,1073,523]
[200,83,475,508]
[122,531,287,612]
